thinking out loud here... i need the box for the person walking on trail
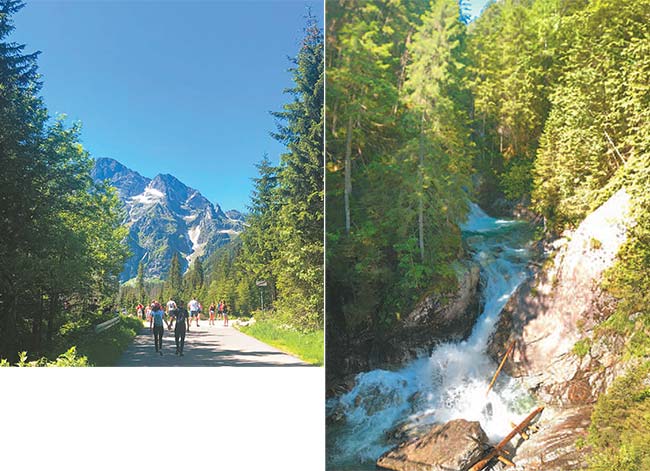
[217,300,224,321]
[188,298,200,328]
[136,303,144,319]
[166,298,177,330]
[149,300,165,355]
[222,300,229,327]
[171,300,190,356]
[208,302,216,326]
[145,304,152,322]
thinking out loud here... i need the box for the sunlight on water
[327,203,535,469]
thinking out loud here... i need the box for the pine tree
[237,154,279,303]
[402,0,472,265]
[0,0,128,361]
[136,261,145,304]
[186,258,204,297]
[272,13,324,329]
[167,252,183,301]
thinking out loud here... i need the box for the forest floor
[117,321,308,367]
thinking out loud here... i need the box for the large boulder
[377,419,488,471]
[509,405,593,471]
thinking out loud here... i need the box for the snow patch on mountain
[92,157,246,280]
[130,187,164,205]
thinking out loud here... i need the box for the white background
[1,367,325,470]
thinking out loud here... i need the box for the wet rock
[511,406,592,471]
[327,261,481,393]
[384,416,436,444]
[488,189,631,406]
[486,190,634,469]
[377,419,488,471]
[370,262,481,368]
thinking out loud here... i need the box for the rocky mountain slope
[486,188,632,470]
[92,157,245,281]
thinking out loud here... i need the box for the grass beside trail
[238,320,323,366]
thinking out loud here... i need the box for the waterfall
[327,204,536,469]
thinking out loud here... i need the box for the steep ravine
[327,189,632,471]
[327,204,537,469]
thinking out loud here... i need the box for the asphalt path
[117,320,308,367]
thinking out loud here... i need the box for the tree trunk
[344,114,353,235]
[45,292,58,352]
[31,293,44,355]
[418,127,425,262]
[0,291,18,363]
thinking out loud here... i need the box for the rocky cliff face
[92,157,245,280]
[486,188,632,470]
[326,262,481,394]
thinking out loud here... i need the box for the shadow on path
[117,323,310,367]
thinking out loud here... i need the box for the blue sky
[12,0,321,212]
[467,0,491,20]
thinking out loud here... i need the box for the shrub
[1,347,89,367]
[590,237,603,250]
[586,361,650,471]
[573,338,592,358]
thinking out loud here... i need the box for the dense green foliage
[0,347,89,367]
[72,315,142,366]
[202,16,324,331]
[0,0,129,364]
[328,0,649,465]
[467,0,589,205]
[531,0,650,230]
[327,0,473,338]
[586,361,650,470]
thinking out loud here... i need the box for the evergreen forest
[326,0,650,468]
[0,1,324,365]
[120,13,324,334]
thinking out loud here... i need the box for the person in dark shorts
[172,300,190,356]
[222,300,229,327]
[149,300,165,355]
[208,302,216,326]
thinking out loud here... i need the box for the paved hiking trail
[118,321,307,366]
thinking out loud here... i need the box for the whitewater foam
[327,204,535,468]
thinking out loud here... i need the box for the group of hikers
[135,298,229,356]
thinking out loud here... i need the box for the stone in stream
[377,419,488,471]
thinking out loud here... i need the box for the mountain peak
[91,158,243,281]
[92,157,150,198]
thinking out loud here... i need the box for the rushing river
[326,204,537,470]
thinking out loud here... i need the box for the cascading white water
[326,204,536,469]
